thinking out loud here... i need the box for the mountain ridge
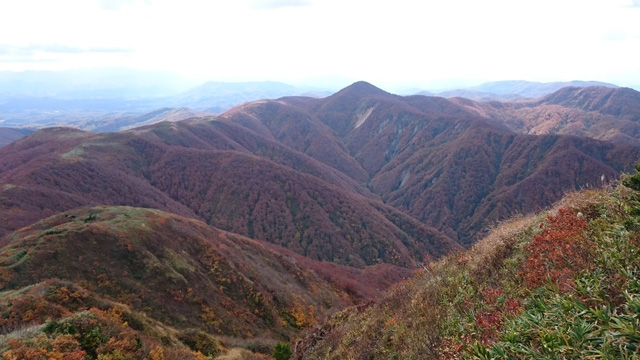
[2,81,639,251]
[426,80,620,101]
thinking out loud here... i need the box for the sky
[0,0,639,91]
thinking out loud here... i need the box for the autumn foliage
[522,208,590,289]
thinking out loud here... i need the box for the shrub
[177,329,221,357]
[272,342,292,360]
[622,163,640,191]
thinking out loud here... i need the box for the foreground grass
[296,180,640,359]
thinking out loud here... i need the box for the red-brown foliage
[2,82,639,255]
[474,287,522,346]
[522,208,590,289]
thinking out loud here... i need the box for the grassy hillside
[0,206,415,359]
[295,172,640,359]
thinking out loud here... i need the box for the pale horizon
[1,0,639,91]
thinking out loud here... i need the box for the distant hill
[426,80,619,101]
[0,127,34,147]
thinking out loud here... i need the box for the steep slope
[221,100,369,182]
[539,86,640,118]
[0,206,411,342]
[0,124,458,267]
[0,127,200,237]
[370,126,640,245]
[295,179,640,359]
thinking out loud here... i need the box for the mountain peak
[335,81,392,98]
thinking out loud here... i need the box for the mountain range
[0,74,627,134]
[1,80,640,357]
[3,82,640,248]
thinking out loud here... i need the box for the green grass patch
[1,184,16,192]
[164,249,196,275]
[60,146,85,159]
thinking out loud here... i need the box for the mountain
[2,80,639,357]
[427,80,619,101]
[2,82,639,251]
[294,176,640,359]
[239,82,640,245]
[450,86,640,146]
[0,123,458,268]
[0,127,33,147]
[0,206,411,356]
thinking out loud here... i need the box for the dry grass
[0,323,42,346]
[467,213,540,273]
[215,348,271,360]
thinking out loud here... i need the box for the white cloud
[0,0,638,88]
[250,0,312,9]
[99,0,133,10]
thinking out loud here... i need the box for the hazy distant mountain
[87,107,213,132]
[0,74,329,129]
[0,127,34,147]
[168,81,326,113]
[424,80,619,101]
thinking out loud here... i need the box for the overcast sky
[0,0,639,90]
